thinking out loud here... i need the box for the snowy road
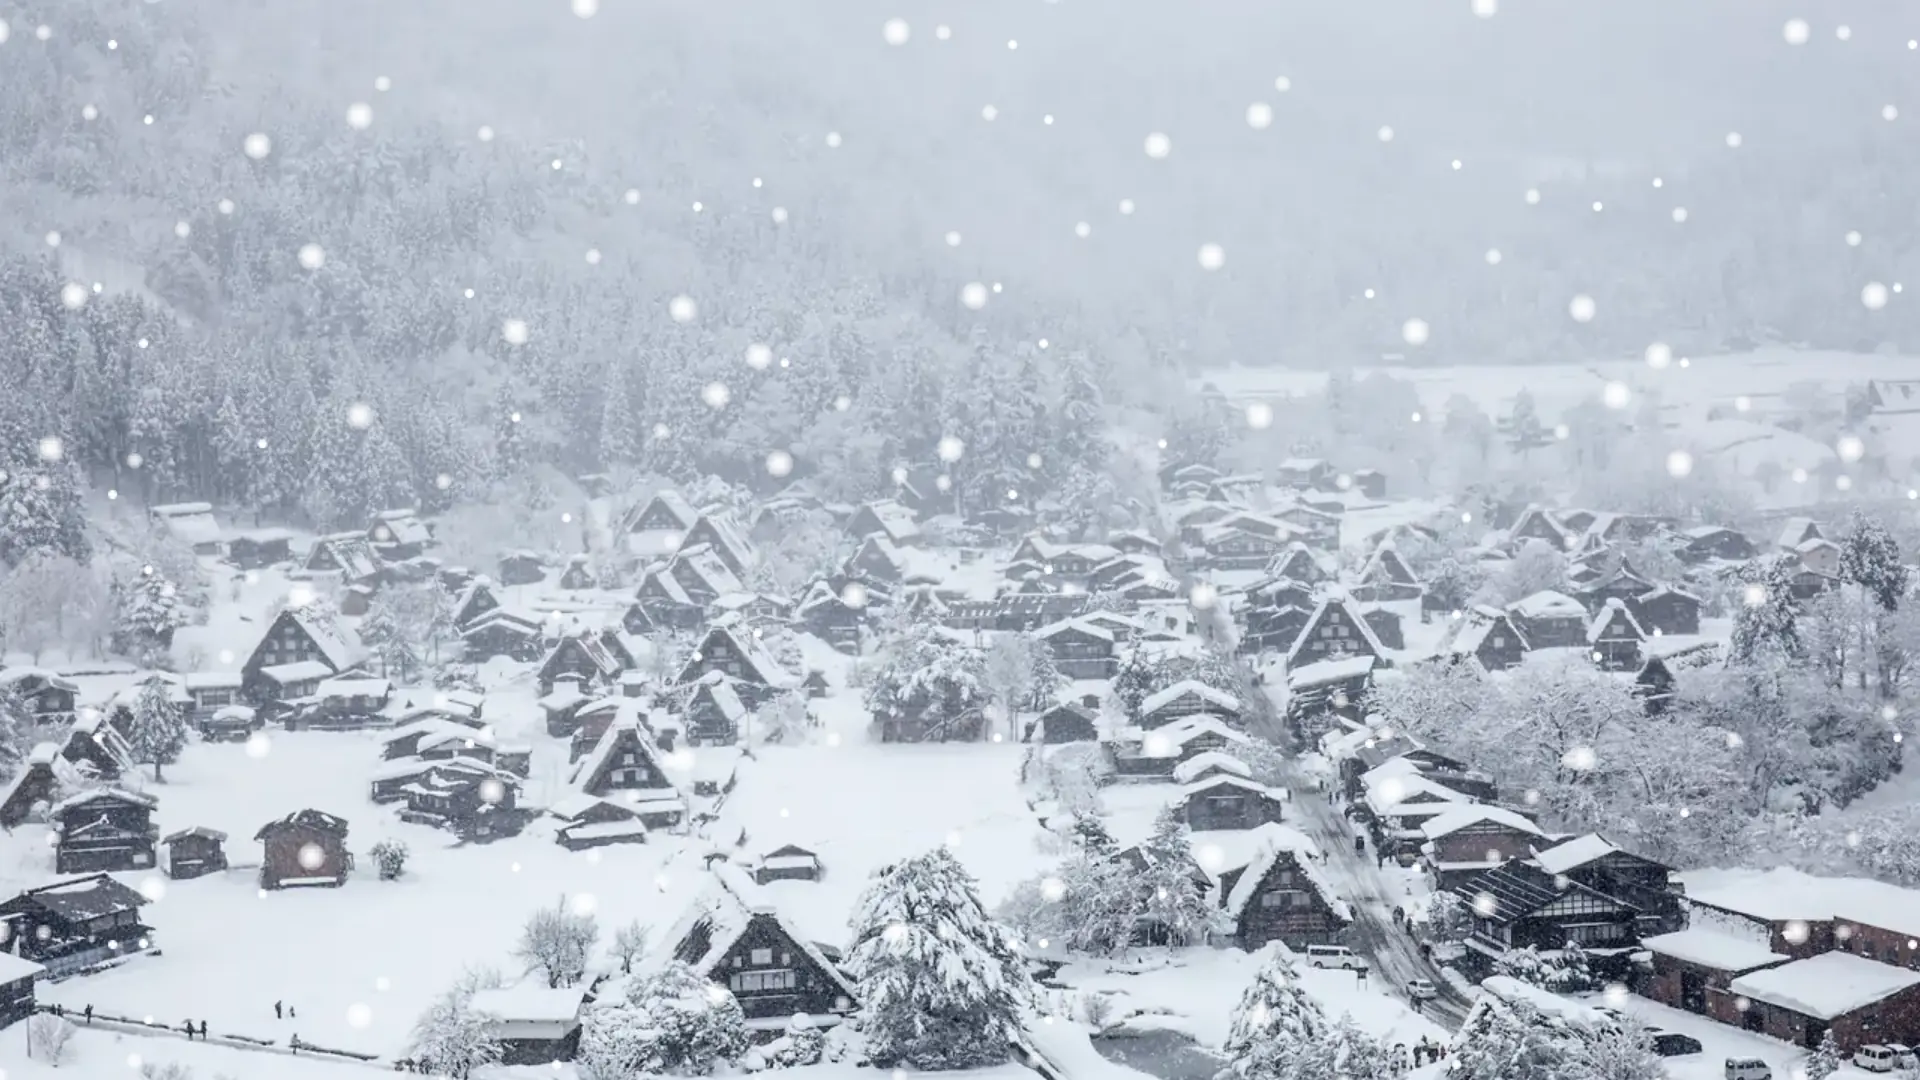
[1281,770,1473,1031]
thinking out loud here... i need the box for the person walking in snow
[275,1000,284,1020]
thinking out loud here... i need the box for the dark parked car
[1652,1032,1704,1057]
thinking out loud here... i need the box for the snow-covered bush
[862,619,991,741]
[580,961,747,1078]
[138,1064,192,1080]
[761,1013,826,1068]
[514,897,599,987]
[409,986,503,1078]
[28,1012,75,1063]
[1492,945,1598,994]
[369,839,409,880]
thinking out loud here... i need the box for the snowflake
[138,876,166,902]
[882,18,909,45]
[36,436,62,462]
[623,188,641,205]
[1846,230,1864,247]
[1074,221,1091,238]
[1666,450,1694,477]
[346,403,375,429]
[936,25,951,39]
[1376,125,1395,142]
[1401,318,1431,345]
[297,243,326,270]
[1119,198,1136,215]
[297,842,327,871]
[83,104,98,120]
[1569,294,1597,323]
[669,295,699,322]
[1783,18,1810,44]
[374,76,392,92]
[771,206,789,224]
[243,132,273,159]
[1725,131,1743,148]
[745,343,773,370]
[960,282,989,310]
[42,231,61,248]
[766,450,794,477]
[584,248,602,265]
[982,104,999,121]
[502,318,530,344]
[572,0,599,16]
[1837,435,1865,462]
[477,125,495,142]
[825,132,843,148]
[1189,582,1218,609]
[1863,282,1891,310]
[1671,206,1689,223]
[944,230,962,247]
[1143,132,1172,159]
[1472,0,1498,16]
[937,435,966,462]
[1274,75,1292,92]
[1246,403,1272,429]
[347,1003,373,1028]
[1837,24,1852,41]
[1645,342,1673,369]
[1524,188,1541,204]
[1040,877,1067,902]
[1197,243,1225,270]
[59,282,88,310]
[346,102,373,129]
[1246,102,1274,129]
[1485,248,1502,264]
[1602,381,1630,408]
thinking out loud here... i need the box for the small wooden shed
[255,809,352,889]
[164,826,229,880]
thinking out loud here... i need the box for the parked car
[1855,1045,1919,1073]
[1406,978,1437,1001]
[1650,1032,1703,1057]
[1723,1058,1771,1080]
[1305,945,1368,971]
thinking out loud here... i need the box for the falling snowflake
[477,125,495,142]
[1485,249,1502,265]
[825,132,843,148]
[1601,381,1630,408]
[944,230,962,247]
[1245,103,1274,129]
[1471,0,1498,16]
[1376,125,1395,142]
[1246,403,1273,429]
[346,1002,373,1028]
[960,282,989,310]
[1666,450,1694,477]
[1401,318,1431,346]
[1143,132,1172,159]
[59,282,88,310]
[1645,342,1672,369]
[1863,282,1891,310]
[1562,746,1597,771]
[346,403,375,429]
[1725,132,1743,148]
[1524,188,1541,205]
[243,132,273,159]
[668,295,698,322]
[771,207,789,224]
[1040,877,1067,902]
[502,319,530,345]
[297,243,326,270]
[1189,582,1218,610]
[1568,294,1597,323]
[36,436,63,462]
[1838,434,1866,462]
[1671,206,1689,223]
[1073,221,1091,238]
[882,18,910,45]
[937,436,966,462]
[1197,243,1225,271]
[701,382,731,410]
[346,102,373,129]
[766,450,794,477]
[571,0,599,15]
[174,221,191,239]
[1783,18,1810,44]
[1118,199,1136,215]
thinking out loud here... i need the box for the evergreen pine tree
[1138,807,1221,946]
[1069,810,1117,856]
[115,567,186,666]
[1841,512,1910,612]
[1222,946,1329,1080]
[1446,998,1575,1080]
[847,847,1033,1069]
[1804,1029,1843,1080]
[600,360,640,467]
[493,385,526,480]
[126,676,189,782]
[1729,555,1804,663]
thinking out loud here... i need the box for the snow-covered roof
[1171,751,1252,785]
[1682,866,1920,939]
[647,863,860,1006]
[1177,773,1274,801]
[857,499,921,543]
[182,672,243,690]
[1729,953,1920,1020]
[0,949,47,983]
[1137,715,1251,757]
[1508,590,1587,621]
[1585,601,1646,644]
[261,660,333,683]
[150,502,223,546]
[1284,592,1385,665]
[1287,655,1375,688]
[1641,929,1788,974]
[1364,773,1470,817]
[1035,616,1114,643]
[1448,608,1527,657]
[316,677,390,699]
[1477,975,1611,1027]
[1141,680,1240,717]
[370,509,434,546]
[1220,823,1351,922]
[1419,805,1544,841]
[1532,834,1619,876]
[469,981,590,1024]
[288,606,367,671]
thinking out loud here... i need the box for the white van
[1853,1045,1916,1073]
[1304,945,1367,970]
[1722,1059,1770,1080]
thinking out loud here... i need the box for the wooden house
[149,501,224,555]
[754,844,824,885]
[1506,591,1589,650]
[676,625,794,704]
[61,713,137,783]
[285,677,393,730]
[461,608,546,662]
[498,551,547,586]
[181,672,244,722]
[0,744,64,827]
[0,668,79,725]
[1634,656,1677,715]
[685,672,751,746]
[52,788,158,874]
[1214,823,1352,949]
[1195,522,1297,571]
[1284,656,1375,730]
[1678,525,1756,564]
[569,721,688,829]
[1108,530,1163,558]
[1418,806,1547,889]
[1455,858,1643,968]
[1026,702,1098,744]
[1171,751,1253,786]
[1178,774,1285,831]
[538,632,628,695]
[1776,516,1825,552]
[0,951,39,1029]
[255,809,353,889]
[633,566,706,630]
[1112,715,1252,779]
[226,527,296,569]
[1586,599,1646,671]
[1794,537,1842,577]
[1284,593,1384,668]
[1139,680,1242,729]
[796,581,865,653]
[669,545,746,606]
[651,864,859,1025]
[1351,469,1386,499]
[1508,506,1573,551]
[452,577,502,630]
[1446,606,1530,672]
[241,606,366,704]
[1351,542,1422,603]
[1035,618,1119,679]
[682,514,757,577]
[1631,586,1702,636]
[1575,562,1657,615]
[163,827,228,880]
[0,874,152,976]
[846,499,922,547]
[470,982,589,1065]
[398,765,522,841]
[558,554,596,591]
[304,531,383,583]
[1531,834,1685,941]
[621,490,701,557]
[1275,458,1335,490]
[1361,607,1404,651]
[368,509,435,560]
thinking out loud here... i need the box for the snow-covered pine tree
[1446,997,1576,1080]
[862,618,992,742]
[126,677,188,782]
[1327,1017,1403,1080]
[1222,945,1329,1080]
[408,987,503,1079]
[1804,1029,1843,1080]
[1069,810,1118,856]
[493,385,526,480]
[0,684,33,779]
[0,458,91,568]
[1841,512,1910,613]
[621,960,749,1074]
[359,598,422,683]
[847,846,1034,1069]
[115,568,187,666]
[1730,555,1804,663]
[1138,806,1222,946]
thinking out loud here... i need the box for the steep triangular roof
[1284,591,1385,664]
[647,863,861,1008]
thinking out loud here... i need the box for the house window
[1491,636,1506,648]
[730,969,798,993]
[1260,890,1292,909]
[1292,892,1312,909]
[750,948,774,966]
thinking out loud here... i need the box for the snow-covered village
[4,3,1920,1080]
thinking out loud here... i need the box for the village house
[226,527,296,569]
[162,827,229,879]
[1573,562,1657,614]
[369,508,435,560]
[651,864,860,1028]
[1587,599,1647,671]
[1631,585,1703,636]
[1777,516,1825,552]
[1418,806,1547,889]
[1678,525,1757,564]
[181,672,245,723]
[52,788,159,873]
[1108,529,1164,558]
[0,744,65,827]
[1110,715,1252,780]
[846,499,923,547]
[1454,834,1684,976]
[1446,606,1530,672]
[670,545,747,606]
[241,605,368,705]
[753,844,824,885]
[1351,542,1423,603]
[1212,823,1352,949]
[61,712,138,783]
[1027,701,1098,744]
[255,809,353,889]
[304,531,384,584]
[0,667,79,725]
[682,513,757,577]
[461,608,546,662]
[566,720,688,832]
[1507,506,1573,551]
[1284,656,1376,732]
[1139,680,1243,729]
[398,763,523,840]
[1361,767,1476,857]
[537,630,630,695]
[0,951,39,1029]
[685,671,752,745]
[1793,536,1843,577]
[621,490,701,557]
[470,982,590,1065]
[558,555,596,591]
[1177,774,1286,831]
[632,565,707,630]
[1506,590,1590,650]
[1361,607,1404,651]
[1284,592,1385,668]
[1035,618,1120,679]
[498,550,547,586]
[677,625,795,705]
[795,581,865,652]
[452,577,502,630]
[149,502,224,555]
[1171,751,1253,787]
[1275,458,1336,490]
[0,874,153,976]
